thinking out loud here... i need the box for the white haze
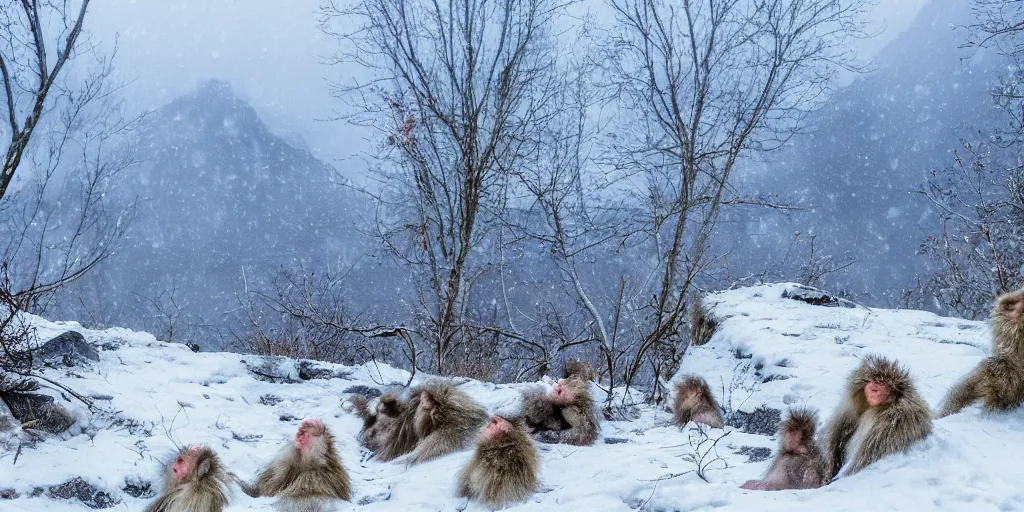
[88,0,931,179]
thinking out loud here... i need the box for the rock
[47,477,120,509]
[297,360,351,381]
[37,331,99,367]
[259,394,283,406]
[727,406,782,436]
[121,476,155,499]
[357,490,392,505]
[0,392,76,434]
[780,284,855,308]
[735,445,773,463]
[342,385,382,398]
[232,431,263,443]
[603,437,630,444]
[0,488,17,499]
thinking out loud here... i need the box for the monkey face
[550,380,571,404]
[683,389,700,404]
[296,418,326,452]
[552,380,569,399]
[172,448,195,481]
[484,416,511,440]
[783,431,807,454]
[864,382,891,407]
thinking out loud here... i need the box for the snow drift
[0,283,1020,511]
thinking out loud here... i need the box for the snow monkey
[374,390,423,462]
[740,407,826,491]
[672,375,725,429]
[407,380,489,464]
[563,359,595,382]
[456,415,540,508]
[144,444,230,512]
[347,392,405,453]
[520,373,600,446]
[237,418,351,507]
[937,288,1024,418]
[820,355,932,480]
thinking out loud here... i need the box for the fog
[5,0,1019,376]
[90,0,930,176]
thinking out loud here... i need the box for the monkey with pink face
[520,372,600,446]
[236,418,351,508]
[672,375,725,429]
[820,355,932,479]
[144,444,230,512]
[741,407,826,491]
[456,415,540,508]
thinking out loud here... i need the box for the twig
[18,371,94,410]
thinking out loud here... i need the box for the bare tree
[320,0,566,375]
[598,0,871,394]
[968,0,1024,145]
[916,141,1024,319]
[1,1,92,201]
[914,0,1024,318]
[0,1,137,383]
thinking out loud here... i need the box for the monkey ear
[196,456,212,479]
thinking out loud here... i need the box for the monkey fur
[144,445,230,512]
[740,407,826,491]
[375,391,422,462]
[563,359,594,382]
[456,416,540,508]
[672,375,725,429]
[408,380,489,464]
[238,418,351,505]
[820,355,932,480]
[937,288,1024,417]
[521,375,600,446]
[348,393,404,453]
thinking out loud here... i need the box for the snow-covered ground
[1,283,1021,511]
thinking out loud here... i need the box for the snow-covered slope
[1,283,1019,511]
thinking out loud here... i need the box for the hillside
[55,80,371,348]
[730,0,1007,305]
[1,283,1017,511]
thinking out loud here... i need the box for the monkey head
[550,379,581,406]
[996,289,1024,321]
[169,445,219,485]
[676,375,712,404]
[378,395,401,417]
[483,416,513,442]
[172,446,199,482]
[848,355,916,412]
[780,407,818,454]
[993,289,1024,354]
[295,418,327,456]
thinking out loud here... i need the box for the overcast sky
[87,0,933,172]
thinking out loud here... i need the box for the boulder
[0,392,75,434]
[47,477,120,509]
[37,331,99,367]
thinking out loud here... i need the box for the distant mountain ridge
[731,0,1004,305]
[67,80,366,345]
